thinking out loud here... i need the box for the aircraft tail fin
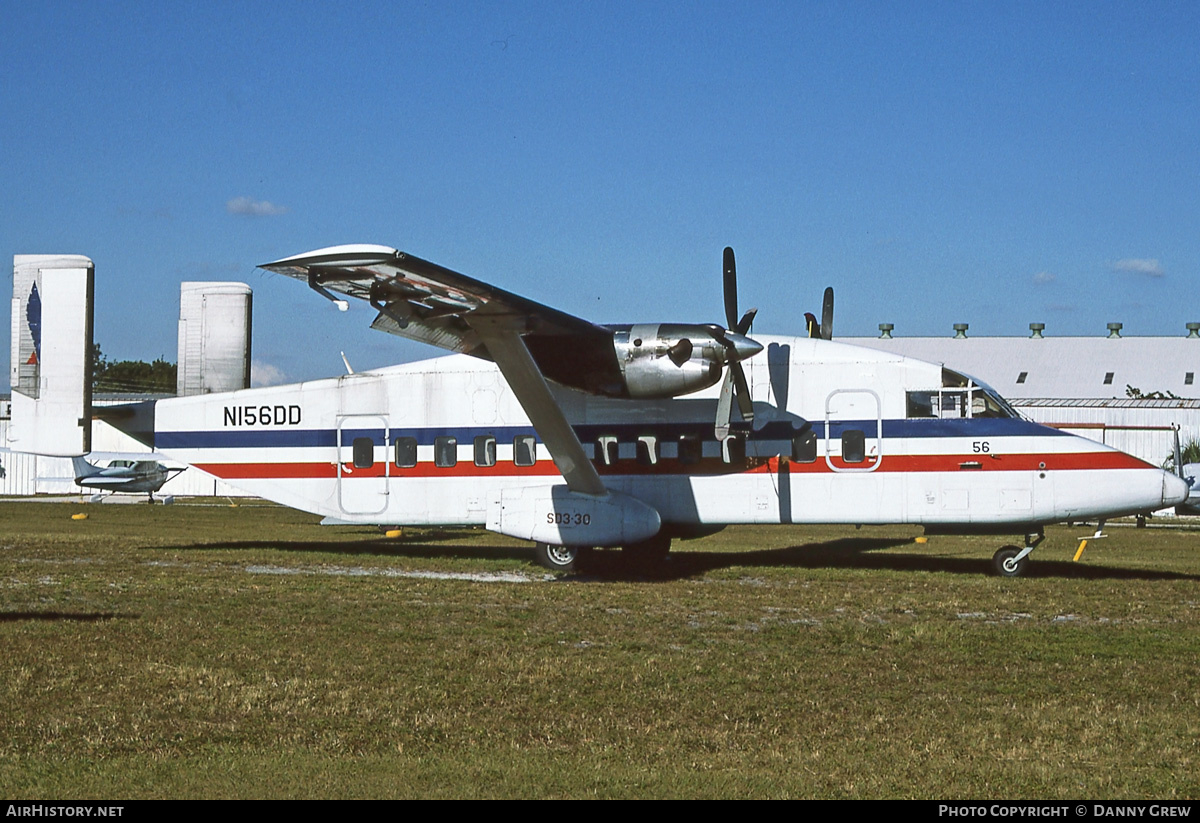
[177,282,252,396]
[8,254,94,457]
[71,456,100,480]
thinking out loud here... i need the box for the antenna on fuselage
[1173,424,1185,479]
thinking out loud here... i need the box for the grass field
[1,499,1198,799]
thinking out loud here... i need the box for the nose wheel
[993,546,1028,577]
[992,531,1044,577]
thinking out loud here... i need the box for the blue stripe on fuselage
[156,416,1063,450]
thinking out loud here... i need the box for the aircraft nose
[1163,471,1191,508]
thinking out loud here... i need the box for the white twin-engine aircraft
[13,247,1190,576]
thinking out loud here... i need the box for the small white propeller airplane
[9,247,1190,575]
[70,456,184,503]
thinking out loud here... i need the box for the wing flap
[369,309,481,356]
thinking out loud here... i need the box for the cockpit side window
[940,391,968,418]
[906,371,1018,420]
[906,391,935,418]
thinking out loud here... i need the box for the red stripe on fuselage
[192,450,1152,481]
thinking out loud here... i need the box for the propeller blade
[804,312,819,338]
[735,307,757,336]
[731,361,754,424]
[820,286,834,340]
[723,246,738,331]
[715,368,734,441]
[715,245,758,438]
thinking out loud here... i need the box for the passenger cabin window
[841,430,866,463]
[596,436,618,466]
[474,435,496,467]
[514,435,537,467]
[637,435,658,466]
[352,437,375,469]
[678,435,701,466]
[434,436,457,468]
[791,429,817,463]
[394,437,417,468]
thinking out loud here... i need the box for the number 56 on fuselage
[75,245,1200,574]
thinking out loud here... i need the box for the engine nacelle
[612,323,726,399]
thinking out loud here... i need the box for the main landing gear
[533,542,587,572]
[622,533,672,568]
[533,534,674,573]
[992,530,1045,577]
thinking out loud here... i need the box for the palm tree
[1163,437,1200,473]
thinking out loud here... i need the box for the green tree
[1164,438,1200,473]
[91,343,176,394]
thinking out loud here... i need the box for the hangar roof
[843,335,1200,401]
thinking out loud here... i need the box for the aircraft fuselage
[124,336,1187,537]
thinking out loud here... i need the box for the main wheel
[993,546,1028,578]
[623,533,671,568]
[534,542,581,572]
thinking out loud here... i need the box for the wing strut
[469,315,608,498]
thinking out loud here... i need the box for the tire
[534,542,581,572]
[623,533,671,567]
[993,545,1027,578]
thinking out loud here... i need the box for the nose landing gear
[992,530,1045,577]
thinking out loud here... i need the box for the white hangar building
[845,321,1200,470]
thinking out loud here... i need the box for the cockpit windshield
[905,368,1021,420]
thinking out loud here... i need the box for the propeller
[715,247,762,440]
[820,286,834,340]
[805,288,835,340]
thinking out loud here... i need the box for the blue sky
[3,1,1198,390]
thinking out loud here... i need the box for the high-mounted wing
[261,245,625,394]
[261,245,610,496]
[263,244,768,441]
[263,243,772,464]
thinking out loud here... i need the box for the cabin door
[337,414,390,515]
